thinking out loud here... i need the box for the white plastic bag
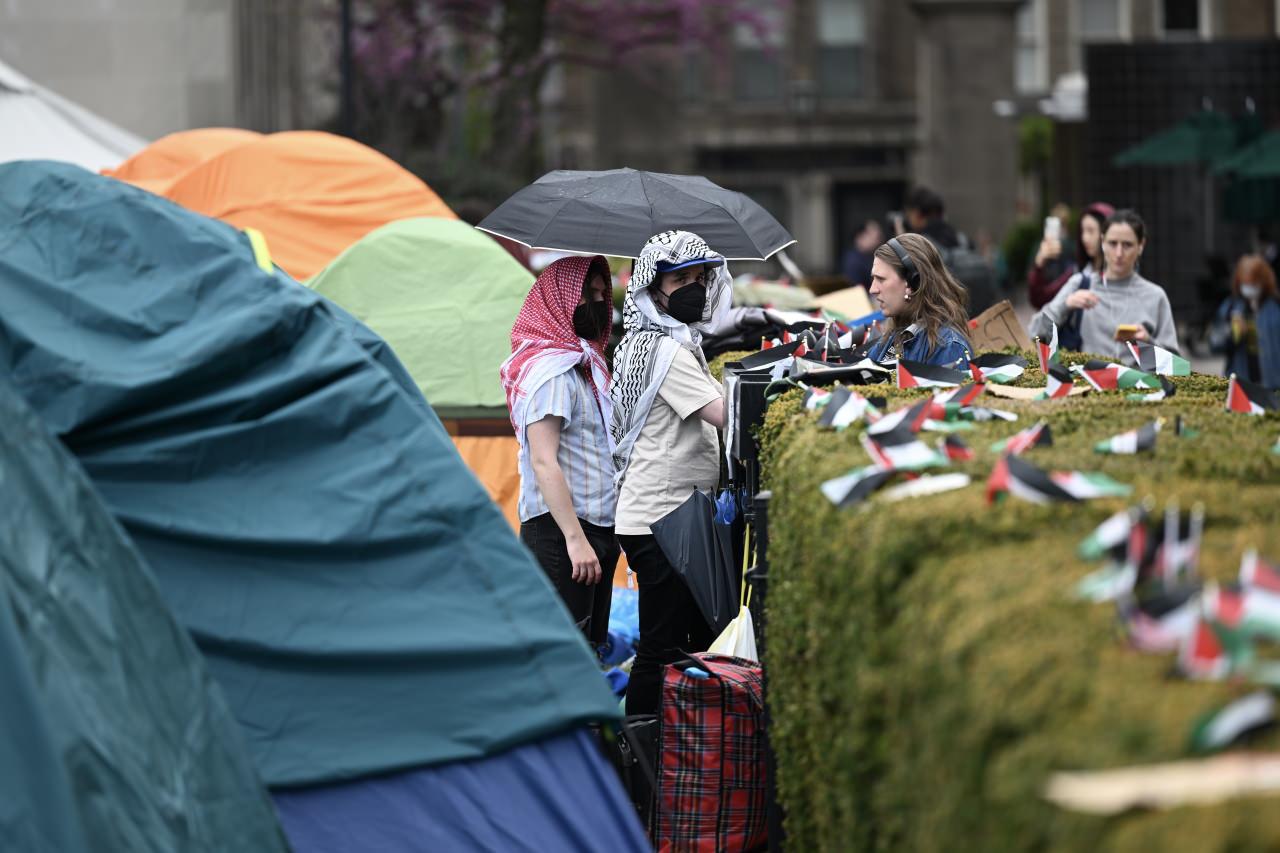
[708,605,758,662]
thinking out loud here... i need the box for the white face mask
[1241,283,1262,301]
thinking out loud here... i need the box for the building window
[733,2,786,102]
[1074,0,1128,71]
[1015,0,1048,94]
[816,0,866,99]
[1157,0,1208,39]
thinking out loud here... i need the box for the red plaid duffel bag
[653,653,767,852]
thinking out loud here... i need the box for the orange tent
[110,130,456,280]
[104,127,263,194]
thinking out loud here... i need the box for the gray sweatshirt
[1031,270,1180,362]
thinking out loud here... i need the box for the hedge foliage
[715,349,1280,852]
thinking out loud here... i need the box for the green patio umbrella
[1112,110,1239,168]
[1213,129,1280,179]
[308,217,535,412]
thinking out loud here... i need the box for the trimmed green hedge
[715,350,1280,851]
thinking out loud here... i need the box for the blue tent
[0,161,647,851]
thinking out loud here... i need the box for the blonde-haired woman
[867,233,973,366]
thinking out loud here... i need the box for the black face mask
[665,283,706,324]
[572,300,610,340]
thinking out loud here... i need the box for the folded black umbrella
[650,490,738,636]
[476,168,796,260]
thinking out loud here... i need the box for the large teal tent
[0,378,286,852]
[0,162,620,790]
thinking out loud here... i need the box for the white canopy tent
[0,59,146,172]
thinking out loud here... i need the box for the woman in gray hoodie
[1032,209,1179,361]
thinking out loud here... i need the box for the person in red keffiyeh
[500,255,618,647]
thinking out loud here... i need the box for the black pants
[618,533,715,717]
[520,513,617,648]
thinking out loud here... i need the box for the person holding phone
[1032,209,1179,361]
[1027,202,1114,310]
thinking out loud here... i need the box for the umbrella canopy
[308,217,534,410]
[1112,110,1239,168]
[650,490,739,635]
[0,58,146,171]
[477,167,796,260]
[1214,129,1280,179]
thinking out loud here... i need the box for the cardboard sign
[815,286,874,321]
[968,300,1033,352]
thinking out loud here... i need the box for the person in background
[1212,254,1280,389]
[901,185,960,250]
[501,255,617,648]
[610,230,729,717]
[841,219,883,287]
[1032,209,1179,361]
[1027,202,1114,310]
[867,233,973,367]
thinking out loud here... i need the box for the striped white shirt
[516,368,616,527]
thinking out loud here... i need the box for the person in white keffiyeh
[610,229,732,716]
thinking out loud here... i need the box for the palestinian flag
[862,427,949,471]
[1226,374,1279,415]
[803,387,832,411]
[1175,415,1199,438]
[1094,419,1161,454]
[1078,507,1138,561]
[1036,323,1059,374]
[816,325,842,362]
[1240,550,1280,595]
[1156,503,1204,583]
[1071,360,1162,392]
[1127,340,1191,376]
[969,352,1028,384]
[989,420,1052,455]
[740,339,801,370]
[866,399,933,436]
[880,473,971,503]
[1179,618,1231,681]
[933,383,984,408]
[1202,582,1280,648]
[818,387,872,430]
[1049,469,1132,499]
[940,433,974,462]
[988,454,1132,504]
[898,359,967,389]
[1189,690,1276,754]
[1042,363,1075,399]
[1123,586,1201,653]
[820,465,894,508]
[961,405,1018,423]
[1127,375,1177,402]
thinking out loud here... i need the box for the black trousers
[617,533,715,717]
[520,513,617,648]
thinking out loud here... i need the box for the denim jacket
[869,323,972,369]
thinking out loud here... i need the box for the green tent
[0,377,286,852]
[308,217,534,413]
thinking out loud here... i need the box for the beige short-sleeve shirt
[615,346,723,535]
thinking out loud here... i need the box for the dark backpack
[934,236,999,317]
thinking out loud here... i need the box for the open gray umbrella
[476,168,796,260]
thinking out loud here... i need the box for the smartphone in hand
[1044,216,1061,241]
[1114,324,1140,342]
